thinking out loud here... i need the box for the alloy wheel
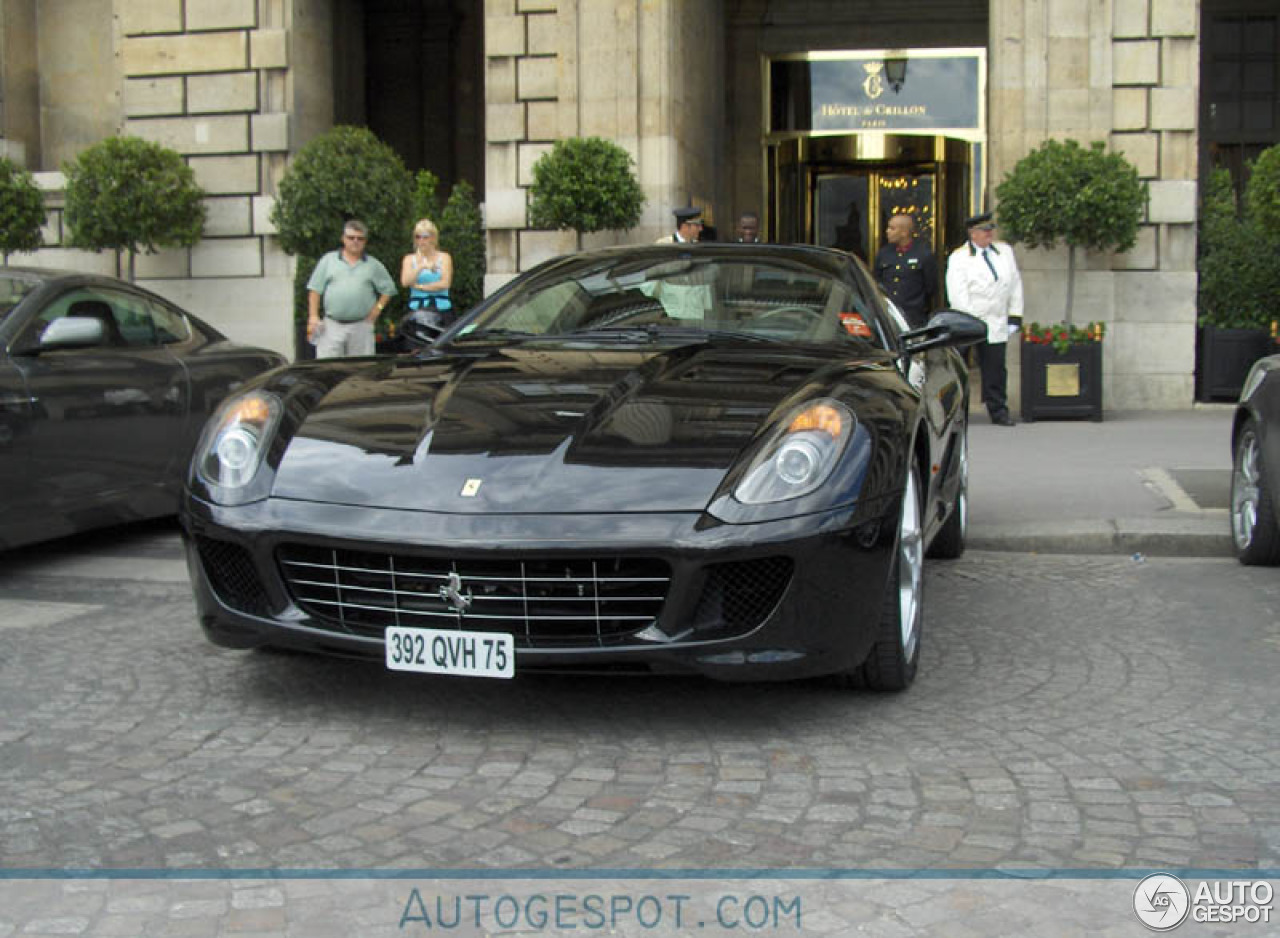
[898,467,923,658]
[1232,430,1261,550]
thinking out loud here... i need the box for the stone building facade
[0,0,1270,409]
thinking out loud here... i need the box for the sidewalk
[966,405,1236,557]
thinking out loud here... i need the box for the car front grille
[276,544,671,647]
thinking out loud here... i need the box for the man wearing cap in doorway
[655,206,704,244]
[945,211,1023,426]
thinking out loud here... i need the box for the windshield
[454,255,891,349]
[0,274,40,324]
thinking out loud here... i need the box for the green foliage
[413,169,444,225]
[528,137,645,234]
[1198,165,1280,329]
[996,139,1147,253]
[996,139,1146,321]
[439,180,486,312]
[0,157,45,262]
[63,136,205,280]
[271,126,416,330]
[1247,143,1280,242]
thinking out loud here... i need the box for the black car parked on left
[0,268,286,550]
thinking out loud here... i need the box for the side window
[144,298,192,344]
[25,288,189,348]
[111,293,161,346]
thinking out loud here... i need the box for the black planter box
[1196,325,1272,401]
[1021,341,1103,422]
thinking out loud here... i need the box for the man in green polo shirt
[306,219,396,358]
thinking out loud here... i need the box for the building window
[1202,6,1280,191]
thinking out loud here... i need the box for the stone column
[101,0,293,355]
[0,0,40,165]
[482,0,723,295]
[987,0,1198,409]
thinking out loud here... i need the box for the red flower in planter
[1025,321,1107,355]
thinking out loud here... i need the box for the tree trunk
[1064,245,1077,324]
[127,249,137,283]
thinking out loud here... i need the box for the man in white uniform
[945,212,1023,426]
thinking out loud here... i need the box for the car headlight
[734,400,854,504]
[196,391,282,489]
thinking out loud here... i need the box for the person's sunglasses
[344,234,367,241]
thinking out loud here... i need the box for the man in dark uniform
[735,211,761,243]
[654,206,704,244]
[873,213,938,329]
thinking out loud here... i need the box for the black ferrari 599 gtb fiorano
[182,244,984,691]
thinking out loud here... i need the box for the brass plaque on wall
[1045,363,1081,397]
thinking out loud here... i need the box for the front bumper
[181,492,900,682]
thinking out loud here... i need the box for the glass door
[811,167,939,260]
[815,175,871,260]
[877,170,936,253]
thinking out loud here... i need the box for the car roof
[552,242,858,268]
[0,266,226,342]
[0,266,134,286]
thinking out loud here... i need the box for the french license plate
[385,626,514,679]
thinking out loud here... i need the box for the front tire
[1231,419,1280,566]
[855,462,924,691]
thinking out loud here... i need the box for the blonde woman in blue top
[400,219,454,327]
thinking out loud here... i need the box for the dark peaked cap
[964,212,995,229]
[673,206,703,224]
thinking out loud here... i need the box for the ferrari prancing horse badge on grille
[461,478,482,497]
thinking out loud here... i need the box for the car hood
[271,341,888,513]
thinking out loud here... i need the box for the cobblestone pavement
[1,522,1279,935]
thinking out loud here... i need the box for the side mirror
[32,316,108,352]
[399,309,447,349]
[901,310,986,355]
[38,314,106,350]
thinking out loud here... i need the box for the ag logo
[862,62,885,100]
[1134,873,1190,931]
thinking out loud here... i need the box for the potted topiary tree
[0,157,45,264]
[62,136,206,282]
[1196,156,1280,400]
[271,126,416,358]
[995,139,1147,421]
[527,137,645,248]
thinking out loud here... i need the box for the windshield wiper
[563,324,779,345]
[691,327,776,344]
[450,327,541,342]
[562,325,665,341]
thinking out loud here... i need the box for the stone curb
[968,515,1234,558]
